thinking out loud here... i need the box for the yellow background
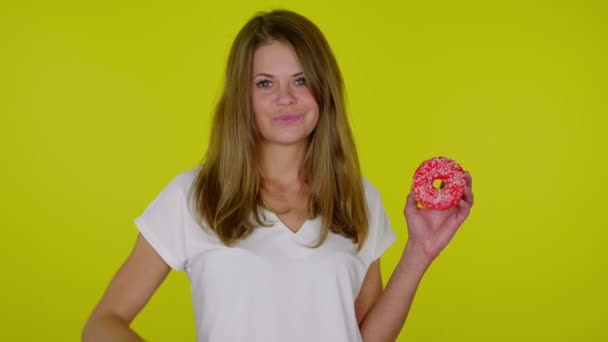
[1,0,606,340]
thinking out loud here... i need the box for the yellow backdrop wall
[1,0,606,340]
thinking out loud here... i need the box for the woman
[82,9,474,342]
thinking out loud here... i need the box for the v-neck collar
[261,207,322,245]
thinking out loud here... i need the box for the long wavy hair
[190,9,369,250]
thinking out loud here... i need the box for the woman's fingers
[465,171,472,187]
[463,171,474,207]
[456,198,471,222]
[404,188,418,217]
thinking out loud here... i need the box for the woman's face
[250,40,319,147]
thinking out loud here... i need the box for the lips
[273,113,303,124]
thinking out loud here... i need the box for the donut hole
[433,178,445,189]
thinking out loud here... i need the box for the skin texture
[359,172,474,342]
[82,234,168,341]
[251,40,319,148]
[252,40,319,233]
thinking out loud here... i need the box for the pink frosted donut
[413,157,466,210]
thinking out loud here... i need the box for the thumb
[404,188,418,217]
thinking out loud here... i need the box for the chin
[267,136,310,146]
[257,117,318,146]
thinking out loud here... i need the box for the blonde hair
[191,9,369,249]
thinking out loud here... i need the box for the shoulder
[357,175,397,265]
[174,164,202,186]
[361,175,382,204]
[164,165,203,194]
[147,165,203,215]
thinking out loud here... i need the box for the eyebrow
[254,72,304,78]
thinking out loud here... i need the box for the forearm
[359,243,432,342]
[82,314,144,342]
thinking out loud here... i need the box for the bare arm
[359,244,431,342]
[359,173,473,341]
[82,233,171,342]
[355,259,383,325]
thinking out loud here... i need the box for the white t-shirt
[134,166,397,342]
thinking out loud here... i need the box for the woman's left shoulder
[361,176,382,203]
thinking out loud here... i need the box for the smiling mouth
[273,113,303,124]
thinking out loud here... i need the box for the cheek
[308,99,320,119]
[250,93,262,113]
[251,93,273,115]
[253,110,267,131]
[251,99,271,132]
[302,92,319,111]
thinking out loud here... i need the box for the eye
[295,77,307,86]
[255,79,272,88]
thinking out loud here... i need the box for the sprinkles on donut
[412,157,466,210]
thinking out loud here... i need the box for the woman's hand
[402,171,474,263]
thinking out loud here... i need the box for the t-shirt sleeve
[134,175,189,271]
[361,178,397,268]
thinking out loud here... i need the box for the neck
[257,141,308,188]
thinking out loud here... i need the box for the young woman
[82,9,474,342]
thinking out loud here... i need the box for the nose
[276,84,296,106]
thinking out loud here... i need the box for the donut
[412,157,466,210]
